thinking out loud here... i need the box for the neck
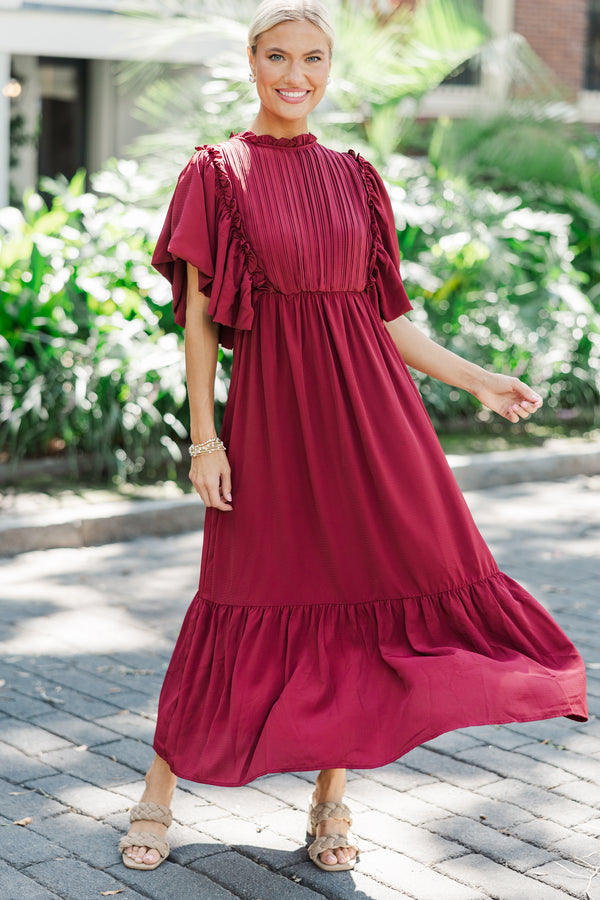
[249,109,309,139]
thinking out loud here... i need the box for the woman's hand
[473,372,543,424]
[189,451,233,511]
[384,315,542,424]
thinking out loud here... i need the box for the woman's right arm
[184,262,233,511]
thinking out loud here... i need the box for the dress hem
[153,699,587,788]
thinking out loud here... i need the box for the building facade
[421,0,600,120]
[0,0,231,205]
[1,0,600,206]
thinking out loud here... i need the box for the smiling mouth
[276,89,310,101]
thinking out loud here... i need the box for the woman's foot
[311,768,358,867]
[123,754,177,867]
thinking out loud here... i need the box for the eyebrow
[264,47,326,55]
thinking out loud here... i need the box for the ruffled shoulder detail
[152,145,268,348]
[204,144,271,294]
[347,150,412,322]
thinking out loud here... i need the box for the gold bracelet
[189,439,226,457]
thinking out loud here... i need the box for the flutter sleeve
[152,146,254,348]
[349,151,412,322]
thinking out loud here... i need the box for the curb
[1,441,599,556]
[448,440,600,491]
[0,495,205,556]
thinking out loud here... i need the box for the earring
[249,72,256,83]
[327,76,332,85]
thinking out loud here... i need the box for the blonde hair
[248,0,335,57]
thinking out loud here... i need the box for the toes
[335,846,356,864]
[125,845,159,865]
[319,847,356,866]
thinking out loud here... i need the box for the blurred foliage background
[1,0,599,482]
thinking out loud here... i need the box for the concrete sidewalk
[0,475,599,900]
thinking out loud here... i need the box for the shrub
[0,165,192,478]
[387,156,600,428]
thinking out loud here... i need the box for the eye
[268,53,284,61]
[307,56,322,63]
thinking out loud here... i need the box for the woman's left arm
[385,315,543,424]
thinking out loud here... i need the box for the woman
[119,0,587,875]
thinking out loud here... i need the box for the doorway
[38,57,87,181]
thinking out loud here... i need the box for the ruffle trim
[348,149,380,288]
[191,144,275,346]
[348,149,412,322]
[202,145,272,296]
[198,571,510,610]
[232,130,318,148]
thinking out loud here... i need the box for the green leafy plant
[387,157,600,427]
[0,166,192,478]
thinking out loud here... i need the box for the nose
[284,59,305,84]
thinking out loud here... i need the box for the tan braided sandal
[118,801,172,870]
[307,799,359,872]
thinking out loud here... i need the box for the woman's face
[248,19,331,126]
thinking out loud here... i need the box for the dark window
[38,57,87,181]
[586,0,600,89]
[443,58,481,86]
[442,0,484,86]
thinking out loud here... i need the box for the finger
[221,468,233,504]
[509,403,531,421]
[518,400,540,415]
[518,384,543,405]
[207,481,232,512]
[197,485,211,506]
[192,478,216,508]
[189,470,209,505]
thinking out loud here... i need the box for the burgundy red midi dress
[152,130,587,786]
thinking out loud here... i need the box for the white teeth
[278,90,308,97]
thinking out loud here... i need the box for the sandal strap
[118,830,170,859]
[129,801,172,828]
[307,833,359,864]
[310,801,352,829]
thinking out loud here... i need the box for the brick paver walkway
[1,475,599,900]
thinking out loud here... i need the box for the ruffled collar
[231,130,317,148]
